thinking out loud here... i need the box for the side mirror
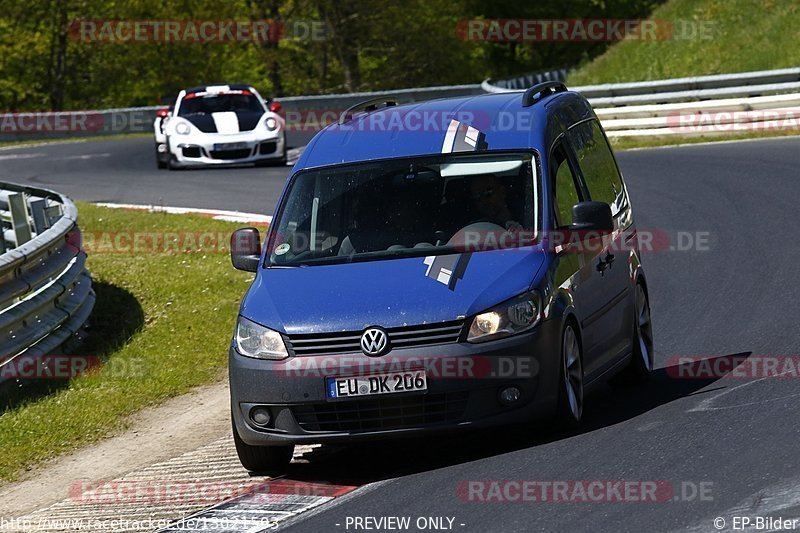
[155,108,170,118]
[231,228,261,272]
[570,201,613,233]
[268,101,282,113]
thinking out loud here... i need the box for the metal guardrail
[481,69,569,91]
[0,84,485,143]
[0,183,94,376]
[482,67,800,100]
[568,67,800,98]
[596,92,800,137]
[2,67,798,142]
[484,67,800,138]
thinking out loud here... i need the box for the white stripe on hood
[211,112,240,134]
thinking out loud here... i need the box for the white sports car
[154,84,286,170]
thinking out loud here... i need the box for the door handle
[596,252,615,275]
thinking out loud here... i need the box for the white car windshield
[178,93,264,116]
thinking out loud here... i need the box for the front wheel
[155,145,167,169]
[255,143,287,167]
[619,283,654,382]
[231,415,294,473]
[556,322,584,427]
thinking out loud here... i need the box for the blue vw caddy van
[228,82,653,471]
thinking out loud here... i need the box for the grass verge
[0,133,151,149]
[0,203,254,483]
[568,0,800,85]
[609,129,800,151]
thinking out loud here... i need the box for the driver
[468,174,523,230]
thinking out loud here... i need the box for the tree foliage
[0,0,662,110]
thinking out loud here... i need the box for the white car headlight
[175,121,191,135]
[467,291,542,343]
[234,316,288,360]
[265,117,278,131]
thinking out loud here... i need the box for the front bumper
[229,318,562,446]
[167,131,285,167]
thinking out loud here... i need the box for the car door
[566,119,633,371]
[550,140,609,378]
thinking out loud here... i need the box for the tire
[155,145,167,169]
[231,415,294,473]
[556,322,584,427]
[616,282,654,383]
[164,138,180,171]
[279,140,288,165]
[255,143,287,167]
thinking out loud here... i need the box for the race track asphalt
[3,135,800,532]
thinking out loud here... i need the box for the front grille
[181,146,202,158]
[209,148,252,160]
[292,391,469,432]
[259,141,277,154]
[287,320,464,356]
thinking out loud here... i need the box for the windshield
[268,153,538,266]
[178,92,264,116]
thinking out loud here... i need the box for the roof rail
[339,98,398,124]
[521,81,568,107]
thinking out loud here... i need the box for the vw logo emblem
[360,327,389,356]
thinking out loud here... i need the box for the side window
[552,144,582,228]
[568,120,626,215]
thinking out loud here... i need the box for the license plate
[213,142,248,151]
[326,371,427,400]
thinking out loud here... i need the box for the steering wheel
[461,220,507,231]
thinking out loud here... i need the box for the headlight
[175,121,191,135]
[467,291,542,343]
[265,117,278,131]
[234,316,288,360]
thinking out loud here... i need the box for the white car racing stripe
[211,112,240,134]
